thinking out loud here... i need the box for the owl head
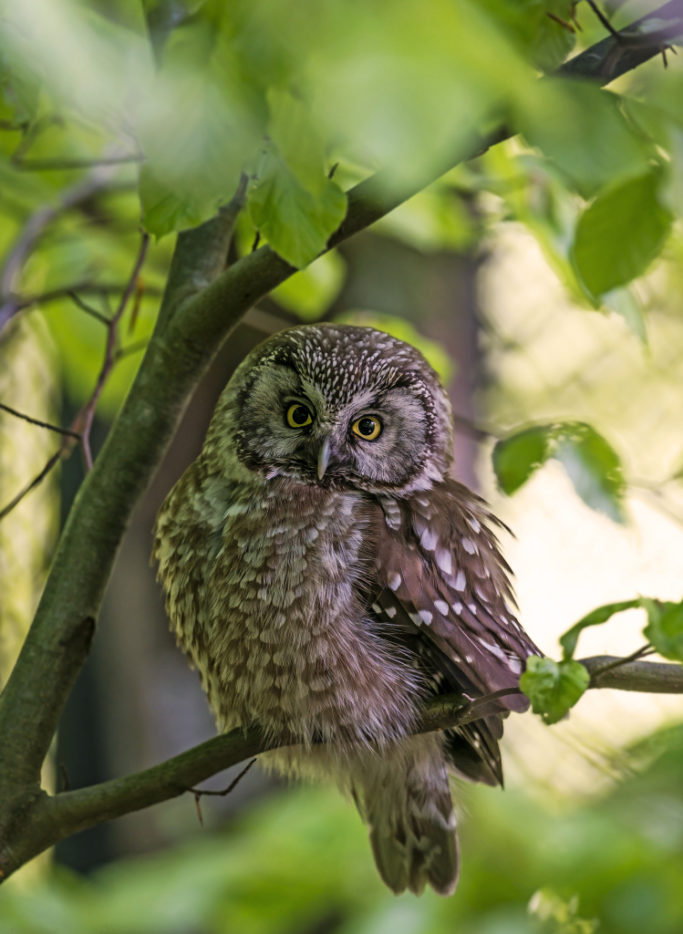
[205,324,454,496]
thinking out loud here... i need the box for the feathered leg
[350,735,459,896]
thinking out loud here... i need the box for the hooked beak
[317,437,332,481]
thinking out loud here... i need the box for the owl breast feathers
[154,323,539,896]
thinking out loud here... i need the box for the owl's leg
[349,734,459,896]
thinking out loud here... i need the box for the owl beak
[317,437,332,480]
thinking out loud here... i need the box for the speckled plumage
[154,324,539,896]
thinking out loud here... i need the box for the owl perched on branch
[154,324,539,895]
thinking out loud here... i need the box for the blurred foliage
[0,0,680,432]
[3,723,683,933]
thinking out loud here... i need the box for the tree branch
[1,654,681,878]
[0,167,132,332]
[0,402,81,440]
[581,654,683,692]
[76,232,150,470]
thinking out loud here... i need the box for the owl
[153,323,539,896]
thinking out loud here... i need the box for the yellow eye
[351,415,382,441]
[286,403,313,428]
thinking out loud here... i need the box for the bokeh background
[2,2,683,932]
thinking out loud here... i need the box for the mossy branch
[1,654,682,879]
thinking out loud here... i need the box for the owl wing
[365,479,540,784]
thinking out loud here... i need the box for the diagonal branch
[0,402,81,439]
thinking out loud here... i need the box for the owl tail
[351,735,459,896]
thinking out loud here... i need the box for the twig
[190,758,258,825]
[9,281,162,314]
[78,232,150,470]
[547,11,576,33]
[0,451,62,521]
[11,154,143,172]
[0,402,81,440]
[585,0,621,39]
[586,644,655,682]
[0,166,122,332]
[451,413,498,442]
[0,240,150,519]
[66,292,111,325]
[0,120,28,132]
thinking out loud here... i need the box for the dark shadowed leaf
[492,427,551,495]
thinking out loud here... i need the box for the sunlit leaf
[247,147,347,268]
[553,424,626,523]
[267,87,330,197]
[520,656,590,724]
[139,165,214,239]
[642,599,683,663]
[572,171,672,298]
[602,288,648,345]
[517,80,652,198]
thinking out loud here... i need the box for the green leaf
[517,80,651,198]
[602,288,648,345]
[478,0,576,72]
[247,148,347,268]
[520,656,590,725]
[572,172,672,299]
[492,427,551,495]
[136,12,262,238]
[272,252,346,320]
[139,164,214,239]
[553,423,626,523]
[307,0,530,187]
[267,87,329,197]
[494,422,625,521]
[643,599,683,662]
[560,599,643,660]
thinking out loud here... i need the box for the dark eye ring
[285,403,313,428]
[351,415,382,441]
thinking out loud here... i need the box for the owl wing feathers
[365,478,540,785]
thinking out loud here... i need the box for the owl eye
[285,402,314,428]
[351,415,383,441]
